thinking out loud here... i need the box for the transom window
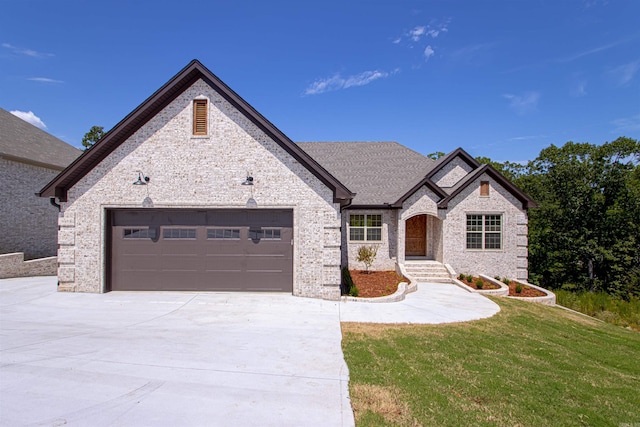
[466,214,502,250]
[349,214,382,241]
[123,228,156,239]
[163,228,197,239]
[207,228,240,239]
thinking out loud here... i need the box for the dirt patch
[350,383,419,426]
[458,276,501,290]
[508,282,546,297]
[349,270,406,298]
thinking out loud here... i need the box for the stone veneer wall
[0,252,57,279]
[441,174,528,281]
[342,209,397,271]
[57,79,342,299]
[0,158,61,259]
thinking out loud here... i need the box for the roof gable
[0,108,81,170]
[437,164,537,209]
[39,60,353,204]
[427,147,480,181]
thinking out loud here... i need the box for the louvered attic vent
[193,99,208,135]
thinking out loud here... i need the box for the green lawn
[341,298,640,426]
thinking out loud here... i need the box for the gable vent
[193,99,208,135]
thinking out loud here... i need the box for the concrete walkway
[0,277,499,426]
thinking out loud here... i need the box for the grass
[555,289,640,331]
[342,297,640,426]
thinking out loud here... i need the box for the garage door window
[249,228,281,240]
[124,228,156,239]
[163,228,197,239]
[207,228,241,239]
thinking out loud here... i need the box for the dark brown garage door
[109,209,293,292]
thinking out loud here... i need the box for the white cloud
[28,77,64,83]
[10,110,47,129]
[503,91,540,114]
[559,40,623,63]
[611,113,640,132]
[409,26,426,42]
[304,69,398,95]
[424,45,435,61]
[2,43,53,58]
[607,60,640,86]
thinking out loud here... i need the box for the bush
[503,278,511,285]
[342,267,355,296]
[475,278,484,289]
[466,274,474,283]
[515,283,523,294]
[458,273,466,281]
[357,245,378,273]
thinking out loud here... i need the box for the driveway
[0,277,499,426]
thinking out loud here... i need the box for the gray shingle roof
[0,107,81,170]
[297,142,436,205]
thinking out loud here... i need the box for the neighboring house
[0,108,81,259]
[39,60,535,299]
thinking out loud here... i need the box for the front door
[405,215,426,257]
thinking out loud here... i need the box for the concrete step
[403,261,453,283]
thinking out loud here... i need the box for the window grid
[207,228,240,240]
[123,228,156,239]
[248,228,282,240]
[349,214,382,242]
[163,228,197,239]
[466,214,502,250]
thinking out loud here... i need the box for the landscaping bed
[348,270,406,298]
[508,281,547,297]
[457,274,501,290]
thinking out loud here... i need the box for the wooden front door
[405,215,427,257]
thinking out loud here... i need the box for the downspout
[49,197,61,212]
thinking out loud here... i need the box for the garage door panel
[110,209,293,292]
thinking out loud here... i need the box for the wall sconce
[133,171,150,185]
[241,173,254,186]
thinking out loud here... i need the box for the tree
[518,137,640,298]
[82,125,105,149]
[427,151,445,160]
[356,245,378,273]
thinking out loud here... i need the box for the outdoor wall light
[241,173,254,186]
[133,172,150,185]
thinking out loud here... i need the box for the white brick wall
[0,158,60,258]
[58,79,342,299]
[431,157,473,188]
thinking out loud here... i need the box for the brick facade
[57,79,342,299]
[0,158,60,259]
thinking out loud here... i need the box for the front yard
[342,297,640,426]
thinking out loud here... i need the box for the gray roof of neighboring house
[0,107,81,170]
[297,142,436,206]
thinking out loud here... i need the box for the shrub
[475,278,484,289]
[515,283,523,294]
[342,267,355,296]
[466,274,474,283]
[495,276,501,280]
[503,278,511,285]
[458,273,466,281]
[349,286,359,297]
[357,245,378,273]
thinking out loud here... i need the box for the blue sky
[1,0,638,162]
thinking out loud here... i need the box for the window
[466,214,502,250]
[123,228,156,239]
[163,228,196,239]
[207,228,240,239]
[248,228,281,240]
[193,99,208,135]
[349,214,382,241]
[480,181,490,197]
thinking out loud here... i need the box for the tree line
[477,137,639,299]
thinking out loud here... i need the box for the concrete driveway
[0,277,499,426]
[0,277,353,427]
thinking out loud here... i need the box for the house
[38,60,535,299]
[0,108,81,259]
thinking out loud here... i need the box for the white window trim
[465,213,503,251]
[348,214,383,242]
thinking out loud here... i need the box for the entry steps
[403,260,453,283]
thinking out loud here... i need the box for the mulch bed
[349,270,406,298]
[507,282,546,297]
[459,276,501,290]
